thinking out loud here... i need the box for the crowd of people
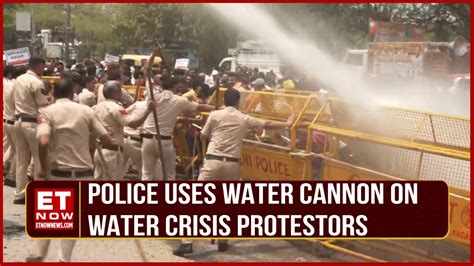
[10,54,317,101]
[3,44,297,262]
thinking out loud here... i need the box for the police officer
[3,65,16,187]
[12,57,51,204]
[25,78,112,262]
[122,100,147,179]
[136,46,213,181]
[93,80,154,180]
[136,76,213,181]
[173,88,296,256]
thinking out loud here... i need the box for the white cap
[211,70,218,76]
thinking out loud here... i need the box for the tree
[3,4,24,50]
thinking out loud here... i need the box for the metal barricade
[41,76,60,84]
[193,89,322,180]
[306,97,470,261]
[123,85,146,101]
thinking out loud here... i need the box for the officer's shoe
[173,243,193,257]
[3,178,16,188]
[13,198,25,205]
[25,255,44,262]
[217,241,229,252]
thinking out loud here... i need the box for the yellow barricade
[319,156,469,245]
[448,194,470,245]
[207,88,324,150]
[201,89,326,180]
[308,97,470,193]
[240,141,310,180]
[307,97,470,249]
[123,85,146,101]
[41,76,60,84]
[194,89,323,181]
[41,77,146,101]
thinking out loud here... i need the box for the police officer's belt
[3,119,14,125]
[125,134,142,143]
[51,169,94,178]
[16,114,37,123]
[206,154,240,163]
[101,144,123,152]
[141,133,172,140]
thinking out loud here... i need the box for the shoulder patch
[119,109,128,116]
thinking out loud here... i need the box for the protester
[77,75,97,107]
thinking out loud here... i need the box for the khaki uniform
[182,107,265,246]
[122,101,146,178]
[3,133,12,167]
[36,97,108,262]
[13,71,50,200]
[3,78,16,181]
[199,106,265,181]
[93,99,134,180]
[135,90,198,180]
[77,88,97,107]
[96,84,134,106]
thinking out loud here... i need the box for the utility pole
[30,5,36,56]
[64,4,71,64]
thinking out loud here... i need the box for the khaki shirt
[37,98,108,170]
[78,88,97,107]
[97,84,134,107]
[3,78,15,120]
[136,90,198,136]
[202,106,265,158]
[93,99,134,144]
[124,100,147,136]
[14,70,49,116]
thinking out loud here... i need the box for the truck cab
[219,48,282,75]
[342,49,368,74]
[219,57,235,73]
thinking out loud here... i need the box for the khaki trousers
[3,123,16,181]
[182,159,240,245]
[35,239,76,262]
[122,137,142,178]
[35,174,90,262]
[141,138,175,181]
[198,159,240,181]
[14,120,40,200]
[93,149,124,180]
[3,125,12,163]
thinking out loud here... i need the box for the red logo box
[26,181,80,238]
